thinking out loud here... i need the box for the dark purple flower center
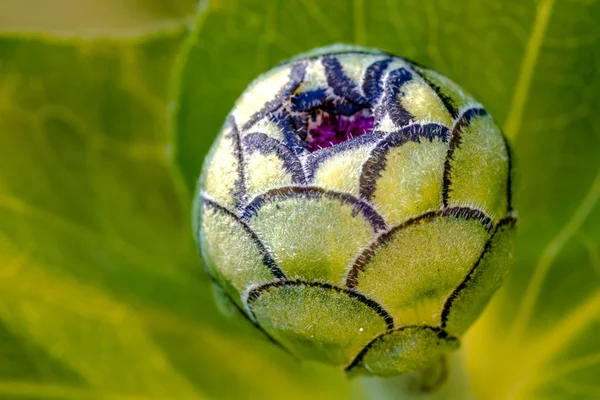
[305,108,374,152]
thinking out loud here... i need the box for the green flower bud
[194,44,515,378]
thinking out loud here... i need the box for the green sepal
[346,326,459,378]
[442,218,516,335]
[248,281,391,365]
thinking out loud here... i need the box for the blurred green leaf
[173,0,600,399]
[0,28,350,399]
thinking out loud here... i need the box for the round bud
[194,44,515,377]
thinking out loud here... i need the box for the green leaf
[173,0,600,398]
[0,28,349,399]
[463,0,600,397]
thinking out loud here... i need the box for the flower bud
[194,44,515,377]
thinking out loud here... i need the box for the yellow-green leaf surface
[0,28,350,400]
[173,0,600,399]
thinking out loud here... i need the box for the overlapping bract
[195,45,515,377]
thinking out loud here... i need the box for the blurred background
[0,0,599,399]
[0,0,196,34]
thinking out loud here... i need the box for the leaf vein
[503,0,555,141]
[507,166,600,347]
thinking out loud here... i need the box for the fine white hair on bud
[194,44,515,379]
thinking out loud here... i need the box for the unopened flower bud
[194,44,516,377]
